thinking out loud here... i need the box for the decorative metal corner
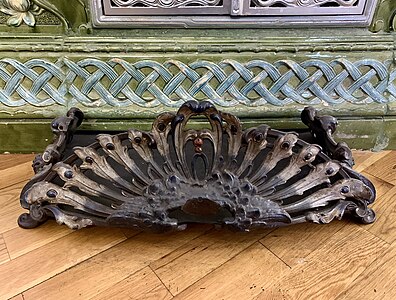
[18,101,376,232]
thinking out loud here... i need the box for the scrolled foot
[355,208,376,224]
[18,213,48,229]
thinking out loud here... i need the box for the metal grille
[240,0,364,16]
[105,0,230,15]
[92,0,377,27]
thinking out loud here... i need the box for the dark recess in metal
[18,101,376,232]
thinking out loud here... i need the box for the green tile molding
[0,57,395,109]
[0,1,396,152]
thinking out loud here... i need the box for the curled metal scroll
[111,0,222,8]
[251,0,358,8]
[18,101,376,231]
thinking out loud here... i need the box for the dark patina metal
[18,101,376,231]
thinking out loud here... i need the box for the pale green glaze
[1,116,394,153]
[0,0,395,152]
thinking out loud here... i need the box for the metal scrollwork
[251,0,358,7]
[18,107,84,228]
[18,101,376,231]
[95,0,377,27]
[112,0,221,7]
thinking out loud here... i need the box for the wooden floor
[0,150,395,300]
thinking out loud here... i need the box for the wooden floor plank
[22,225,209,300]
[8,295,23,300]
[361,171,394,203]
[0,227,127,300]
[364,151,396,185]
[152,228,273,296]
[336,241,396,300]
[352,150,391,173]
[358,171,394,238]
[260,221,345,267]
[365,186,396,244]
[121,228,143,238]
[0,161,34,190]
[0,151,394,299]
[0,182,27,234]
[0,234,10,265]
[255,226,388,300]
[91,266,173,300]
[3,221,74,260]
[0,154,35,171]
[173,242,289,300]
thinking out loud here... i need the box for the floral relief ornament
[0,0,43,27]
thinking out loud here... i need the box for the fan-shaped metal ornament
[18,101,376,231]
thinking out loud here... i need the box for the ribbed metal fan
[18,101,376,231]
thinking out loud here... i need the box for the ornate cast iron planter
[18,101,376,231]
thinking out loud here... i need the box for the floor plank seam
[0,234,11,262]
[255,231,389,300]
[361,171,395,188]
[125,230,146,241]
[17,234,129,299]
[0,154,35,170]
[352,151,391,171]
[260,221,348,269]
[167,240,270,297]
[84,265,159,300]
[358,226,392,246]
[363,170,396,186]
[120,229,141,240]
[0,161,34,189]
[257,240,292,269]
[149,226,215,270]
[0,180,29,193]
[4,244,11,262]
[149,265,175,298]
[4,228,77,261]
